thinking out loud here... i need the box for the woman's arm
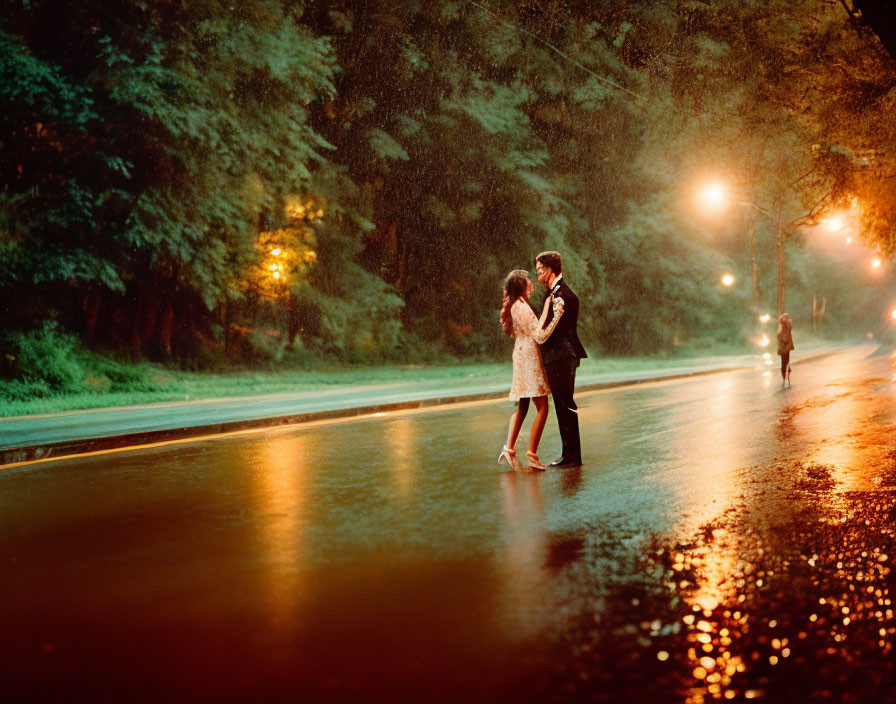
[514,298,563,344]
[538,295,553,327]
[531,296,565,344]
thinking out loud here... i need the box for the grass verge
[0,346,790,418]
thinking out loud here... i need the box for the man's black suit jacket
[539,279,587,366]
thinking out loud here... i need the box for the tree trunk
[287,292,300,348]
[749,220,759,314]
[158,297,174,360]
[82,289,102,343]
[776,211,785,315]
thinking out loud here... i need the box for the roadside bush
[242,328,287,365]
[0,323,156,400]
[93,359,156,392]
[2,323,85,392]
[0,378,53,401]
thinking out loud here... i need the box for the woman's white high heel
[526,450,546,471]
[498,446,516,468]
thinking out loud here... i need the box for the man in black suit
[535,251,587,467]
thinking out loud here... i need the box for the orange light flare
[285,196,324,221]
[696,182,728,215]
[285,198,306,220]
[721,273,735,287]
[268,259,286,282]
[872,258,882,271]
[825,214,845,232]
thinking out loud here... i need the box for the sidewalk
[0,346,844,467]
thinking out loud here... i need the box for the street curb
[0,347,843,468]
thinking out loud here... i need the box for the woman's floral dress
[509,297,564,402]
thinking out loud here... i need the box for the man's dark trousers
[545,356,581,461]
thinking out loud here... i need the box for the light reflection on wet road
[1,344,895,702]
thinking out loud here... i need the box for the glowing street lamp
[696,181,768,311]
[846,237,853,244]
[826,215,844,232]
[697,182,728,213]
[759,334,770,348]
[891,308,896,321]
[759,313,771,323]
[872,258,882,270]
[271,247,282,256]
[721,273,735,287]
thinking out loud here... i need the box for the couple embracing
[498,251,587,471]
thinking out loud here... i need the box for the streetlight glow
[872,258,882,269]
[271,247,282,256]
[759,334,769,348]
[698,182,727,213]
[759,313,771,323]
[846,237,853,244]
[721,273,735,287]
[891,308,896,320]
[826,215,844,232]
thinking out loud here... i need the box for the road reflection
[497,471,550,637]
[384,415,417,500]
[250,434,311,633]
[2,346,895,702]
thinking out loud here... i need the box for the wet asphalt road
[1,344,895,703]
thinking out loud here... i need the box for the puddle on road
[510,467,896,703]
[503,372,896,704]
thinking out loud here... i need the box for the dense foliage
[2,0,895,369]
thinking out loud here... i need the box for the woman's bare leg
[528,396,549,453]
[505,398,530,451]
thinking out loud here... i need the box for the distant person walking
[535,251,587,467]
[498,269,564,471]
[777,313,794,387]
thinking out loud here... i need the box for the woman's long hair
[500,269,530,337]
[778,312,792,330]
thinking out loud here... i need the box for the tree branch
[836,0,859,20]
[789,192,831,229]
[463,0,648,104]
[791,163,819,188]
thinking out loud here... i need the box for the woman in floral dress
[498,269,564,470]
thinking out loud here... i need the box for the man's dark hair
[536,251,562,275]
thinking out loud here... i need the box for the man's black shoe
[549,456,582,468]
